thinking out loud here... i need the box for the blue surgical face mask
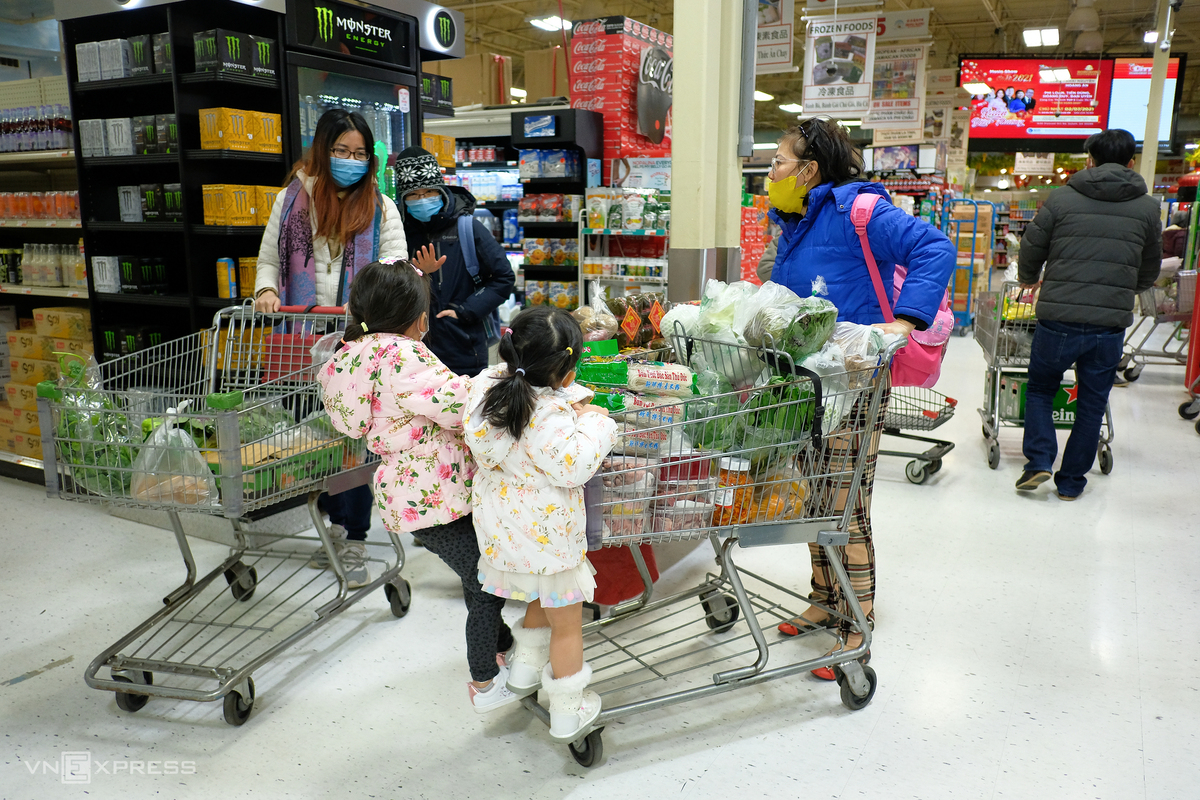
[329,156,369,188]
[405,195,444,222]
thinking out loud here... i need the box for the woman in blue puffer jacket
[767,118,954,678]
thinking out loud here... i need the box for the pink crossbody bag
[850,193,954,389]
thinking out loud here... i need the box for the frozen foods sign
[803,14,878,116]
[756,0,796,75]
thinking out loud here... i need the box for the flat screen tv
[960,57,1114,152]
[1107,56,1185,151]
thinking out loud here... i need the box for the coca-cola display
[570,16,672,180]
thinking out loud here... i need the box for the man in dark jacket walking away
[1016,129,1162,500]
[395,146,515,377]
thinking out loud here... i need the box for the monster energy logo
[316,7,334,42]
[260,116,276,139]
[104,330,116,350]
[434,11,455,47]
[226,36,241,59]
[132,40,146,62]
[257,40,271,63]
[121,260,134,282]
[125,334,137,351]
[230,114,246,135]
[423,76,432,94]
[169,122,177,141]
[140,262,152,281]
[144,190,158,210]
[200,37,216,58]
[148,332,162,347]
[165,192,179,213]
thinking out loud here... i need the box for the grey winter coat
[1018,163,1162,328]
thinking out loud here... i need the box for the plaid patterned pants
[807,378,891,639]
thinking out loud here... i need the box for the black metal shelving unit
[62,0,292,358]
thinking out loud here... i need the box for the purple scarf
[276,178,383,307]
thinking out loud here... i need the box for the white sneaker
[469,665,522,714]
[308,524,347,569]
[340,542,371,589]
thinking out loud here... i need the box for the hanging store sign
[947,108,970,171]
[1014,152,1055,174]
[876,9,930,41]
[757,0,797,74]
[872,127,923,146]
[802,13,878,117]
[289,0,415,69]
[863,43,927,128]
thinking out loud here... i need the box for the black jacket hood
[1066,163,1147,203]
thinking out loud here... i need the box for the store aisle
[1,335,1197,799]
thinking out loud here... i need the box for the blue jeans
[1022,319,1123,497]
[319,484,373,541]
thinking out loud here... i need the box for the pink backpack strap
[850,193,895,324]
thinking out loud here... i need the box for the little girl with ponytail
[462,306,619,743]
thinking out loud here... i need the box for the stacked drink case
[5,242,88,289]
[0,190,80,220]
[75,33,173,82]
[570,16,673,183]
[0,106,73,152]
[78,114,178,157]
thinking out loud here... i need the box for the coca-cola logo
[639,46,673,95]
[573,97,607,111]
[572,77,610,92]
[637,45,672,145]
[573,39,608,55]
[572,20,606,37]
[573,58,607,74]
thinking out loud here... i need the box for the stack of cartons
[949,204,995,309]
[0,306,16,454]
[199,107,283,154]
[202,185,280,226]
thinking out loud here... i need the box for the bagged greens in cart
[49,354,137,497]
[131,400,219,507]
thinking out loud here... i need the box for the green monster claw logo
[104,330,116,350]
[434,11,456,48]
[257,40,271,63]
[226,36,240,59]
[121,260,133,282]
[132,40,145,62]
[202,37,216,58]
[316,7,334,42]
[125,334,137,351]
[148,332,162,347]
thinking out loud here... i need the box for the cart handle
[278,305,346,314]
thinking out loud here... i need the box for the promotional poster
[961,58,1113,140]
[864,44,927,128]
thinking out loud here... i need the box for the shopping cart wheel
[981,425,990,440]
[838,665,877,711]
[568,727,605,768]
[1123,364,1143,382]
[904,461,929,485]
[384,579,412,618]
[928,459,943,475]
[986,441,1000,470]
[1179,401,1200,421]
[112,673,152,713]
[222,678,255,726]
[1118,353,1132,370]
[224,563,257,602]
[1195,418,1200,436]
[1098,445,1113,475]
[700,591,740,633]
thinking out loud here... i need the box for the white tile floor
[2,334,1198,799]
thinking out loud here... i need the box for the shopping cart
[879,387,957,484]
[35,303,410,726]
[1119,269,1195,382]
[943,198,997,334]
[976,282,1115,471]
[519,329,903,767]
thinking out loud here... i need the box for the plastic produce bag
[742,281,804,347]
[237,399,295,444]
[799,341,851,435]
[572,283,620,341]
[53,354,136,498]
[695,280,760,336]
[131,401,219,507]
[779,296,838,363]
[659,303,700,339]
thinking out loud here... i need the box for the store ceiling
[1,0,55,23]
[444,0,1200,135]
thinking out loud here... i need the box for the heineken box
[155,113,178,154]
[128,34,153,76]
[133,115,157,155]
[194,29,250,75]
[163,183,183,219]
[249,35,276,80]
[140,183,164,220]
[153,32,173,74]
[991,373,1080,428]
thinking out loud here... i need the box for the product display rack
[61,0,292,357]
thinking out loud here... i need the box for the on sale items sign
[864,44,927,128]
[803,13,878,116]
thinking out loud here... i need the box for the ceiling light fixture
[1023,28,1059,47]
[753,142,778,150]
[1066,0,1100,32]
[510,88,527,98]
[1054,68,1072,82]
[1144,30,1159,43]
[1039,68,1058,82]
[779,102,804,113]
[963,82,993,95]
[754,91,774,102]
[1075,30,1104,52]
[530,15,571,31]
[839,119,863,127]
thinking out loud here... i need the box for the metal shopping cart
[35,303,410,726]
[519,329,903,767]
[975,282,1115,471]
[879,387,957,484]
[1119,269,1195,382]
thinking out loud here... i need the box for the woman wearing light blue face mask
[252,108,409,587]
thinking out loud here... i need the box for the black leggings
[414,514,512,683]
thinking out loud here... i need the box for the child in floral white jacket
[463,306,619,742]
[318,258,518,714]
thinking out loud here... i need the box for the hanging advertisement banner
[802,13,878,117]
[924,95,957,141]
[1014,152,1055,174]
[926,67,960,96]
[872,126,922,146]
[757,0,797,74]
[876,8,930,41]
[863,43,927,128]
[948,108,970,171]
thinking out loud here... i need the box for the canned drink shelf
[0,219,82,228]
[0,284,87,298]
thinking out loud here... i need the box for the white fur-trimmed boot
[504,620,552,697]
[542,662,602,742]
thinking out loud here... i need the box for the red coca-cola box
[571,16,673,50]
[570,54,638,76]
[570,74,638,95]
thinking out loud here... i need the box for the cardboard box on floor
[5,381,38,411]
[425,53,512,107]
[525,46,569,102]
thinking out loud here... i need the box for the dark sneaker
[1015,470,1052,491]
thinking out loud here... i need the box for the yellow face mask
[767,167,812,214]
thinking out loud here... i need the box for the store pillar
[667,0,747,302]
[1137,0,1172,193]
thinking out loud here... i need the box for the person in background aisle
[318,258,519,713]
[394,146,516,379]
[1016,128,1161,500]
[463,307,619,743]
[1162,208,1191,259]
[253,108,408,588]
[765,117,955,679]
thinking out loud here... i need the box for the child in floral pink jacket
[318,258,519,714]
